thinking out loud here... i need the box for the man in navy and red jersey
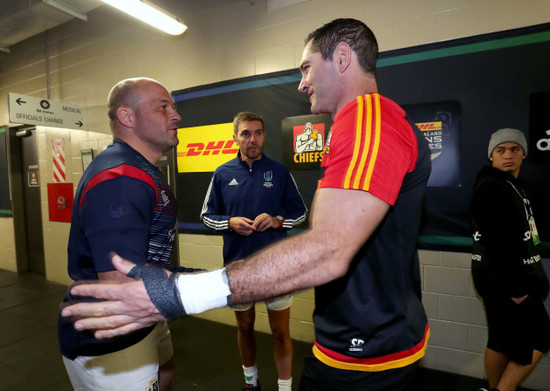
[58,77,184,391]
[63,18,431,391]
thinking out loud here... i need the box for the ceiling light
[101,0,187,36]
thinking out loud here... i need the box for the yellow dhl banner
[177,123,238,173]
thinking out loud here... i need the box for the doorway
[10,126,45,274]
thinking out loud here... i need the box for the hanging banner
[282,114,332,170]
[52,138,66,182]
[404,101,462,187]
[529,92,550,164]
[176,123,238,173]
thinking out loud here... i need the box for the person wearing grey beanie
[470,128,549,391]
[487,128,527,179]
[487,128,527,159]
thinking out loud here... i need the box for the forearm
[226,229,345,303]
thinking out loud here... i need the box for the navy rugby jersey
[59,139,177,359]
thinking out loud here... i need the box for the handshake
[61,254,230,339]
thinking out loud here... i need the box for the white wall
[1,0,550,388]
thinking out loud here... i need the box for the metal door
[15,127,45,273]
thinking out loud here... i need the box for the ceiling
[0,0,103,51]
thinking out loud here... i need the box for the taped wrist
[127,264,186,320]
[177,268,231,314]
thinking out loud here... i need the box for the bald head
[107,77,164,130]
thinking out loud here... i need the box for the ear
[232,133,239,146]
[334,42,352,72]
[116,106,136,129]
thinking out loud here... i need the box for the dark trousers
[299,354,419,391]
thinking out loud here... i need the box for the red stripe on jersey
[80,164,157,207]
[313,324,430,372]
[318,93,418,206]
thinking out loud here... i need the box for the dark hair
[233,111,264,134]
[305,18,378,76]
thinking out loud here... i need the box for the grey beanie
[488,128,528,158]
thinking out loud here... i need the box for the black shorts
[483,295,550,365]
[299,354,419,391]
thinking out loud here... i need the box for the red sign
[47,183,73,223]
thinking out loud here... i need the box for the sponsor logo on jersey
[349,338,365,352]
[146,379,159,391]
[263,170,274,188]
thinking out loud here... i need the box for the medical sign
[177,123,238,173]
[282,114,332,170]
[8,93,87,130]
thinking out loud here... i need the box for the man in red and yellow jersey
[63,18,431,391]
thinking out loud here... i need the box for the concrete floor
[0,269,537,390]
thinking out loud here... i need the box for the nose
[170,107,181,122]
[298,75,308,93]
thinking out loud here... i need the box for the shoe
[242,380,261,391]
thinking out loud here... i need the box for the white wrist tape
[176,268,231,314]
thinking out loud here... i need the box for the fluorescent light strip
[101,0,187,35]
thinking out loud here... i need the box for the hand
[252,213,278,232]
[229,216,255,236]
[61,255,167,339]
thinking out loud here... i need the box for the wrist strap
[177,268,231,314]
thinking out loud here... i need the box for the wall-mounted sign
[176,123,238,173]
[8,93,87,130]
[47,182,73,223]
[282,114,332,170]
[27,165,40,187]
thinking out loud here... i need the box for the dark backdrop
[172,23,550,254]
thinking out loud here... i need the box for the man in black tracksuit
[471,128,550,391]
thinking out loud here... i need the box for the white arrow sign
[8,93,87,130]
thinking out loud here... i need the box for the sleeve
[280,171,307,229]
[472,180,527,297]
[200,173,231,231]
[80,175,156,273]
[318,94,417,205]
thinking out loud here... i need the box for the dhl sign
[177,123,238,173]
[416,121,443,131]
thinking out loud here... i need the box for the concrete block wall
[36,125,112,284]
[1,0,550,387]
[420,250,550,390]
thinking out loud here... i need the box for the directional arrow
[16,98,26,105]
[75,120,83,127]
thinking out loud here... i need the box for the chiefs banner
[282,114,332,170]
